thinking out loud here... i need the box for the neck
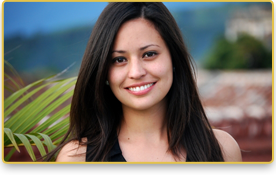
[119,99,167,142]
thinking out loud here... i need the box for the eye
[143,51,157,58]
[112,57,127,64]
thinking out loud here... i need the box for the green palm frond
[4,65,76,162]
[4,60,25,92]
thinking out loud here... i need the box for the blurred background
[4,2,272,162]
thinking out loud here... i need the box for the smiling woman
[45,2,242,162]
[109,19,173,112]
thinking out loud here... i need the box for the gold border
[2,0,274,164]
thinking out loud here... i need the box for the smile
[125,82,156,95]
[128,83,154,92]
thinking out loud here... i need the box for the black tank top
[86,139,190,162]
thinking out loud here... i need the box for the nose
[128,58,146,79]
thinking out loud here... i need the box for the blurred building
[225,4,272,47]
[198,70,272,162]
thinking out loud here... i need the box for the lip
[124,82,156,96]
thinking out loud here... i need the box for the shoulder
[56,137,87,162]
[212,129,242,162]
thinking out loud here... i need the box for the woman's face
[108,18,173,111]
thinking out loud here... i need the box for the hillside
[4,2,270,80]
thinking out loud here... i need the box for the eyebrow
[112,44,160,53]
[140,44,160,50]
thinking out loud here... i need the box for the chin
[123,99,164,111]
[127,104,153,111]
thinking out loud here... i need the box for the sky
[4,2,227,39]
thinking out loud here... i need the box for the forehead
[113,18,165,49]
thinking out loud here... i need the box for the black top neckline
[108,139,127,161]
[86,138,190,162]
[85,138,126,162]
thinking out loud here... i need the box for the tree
[203,34,272,69]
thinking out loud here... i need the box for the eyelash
[112,51,158,64]
[112,57,127,64]
[143,51,157,58]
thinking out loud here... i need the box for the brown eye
[112,57,127,63]
[143,51,157,58]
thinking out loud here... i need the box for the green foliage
[203,34,272,69]
[4,61,76,162]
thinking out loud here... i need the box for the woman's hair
[45,2,224,161]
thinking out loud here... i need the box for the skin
[56,18,242,162]
[108,18,175,161]
[108,18,173,112]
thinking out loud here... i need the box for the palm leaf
[4,147,16,162]
[4,128,57,161]
[50,124,70,143]
[4,73,22,91]
[4,75,76,161]
[4,60,25,92]
[14,134,36,161]
[4,82,51,118]
[5,78,76,128]
[4,78,47,111]
[39,133,56,152]
[4,128,20,152]
[32,104,71,133]
[26,134,47,158]
[12,81,75,134]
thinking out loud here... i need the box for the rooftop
[197,70,272,123]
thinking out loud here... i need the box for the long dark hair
[45,2,224,161]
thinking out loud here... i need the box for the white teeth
[128,83,154,92]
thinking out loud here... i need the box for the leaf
[4,60,24,92]
[4,78,45,110]
[14,134,36,161]
[26,134,47,157]
[11,80,75,134]
[38,133,56,152]
[15,90,73,134]
[5,77,76,130]
[4,147,16,162]
[32,104,71,133]
[4,84,16,93]
[4,60,25,87]
[4,73,21,91]
[4,82,50,118]
[43,117,70,136]
[4,62,77,161]
[50,124,69,142]
[4,78,61,122]
[4,128,20,152]
[4,73,65,110]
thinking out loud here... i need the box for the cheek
[151,57,173,80]
[150,61,173,99]
[108,67,125,91]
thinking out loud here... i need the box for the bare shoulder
[56,137,87,162]
[213,129,242,162]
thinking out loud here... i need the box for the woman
[47,2,242,162]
